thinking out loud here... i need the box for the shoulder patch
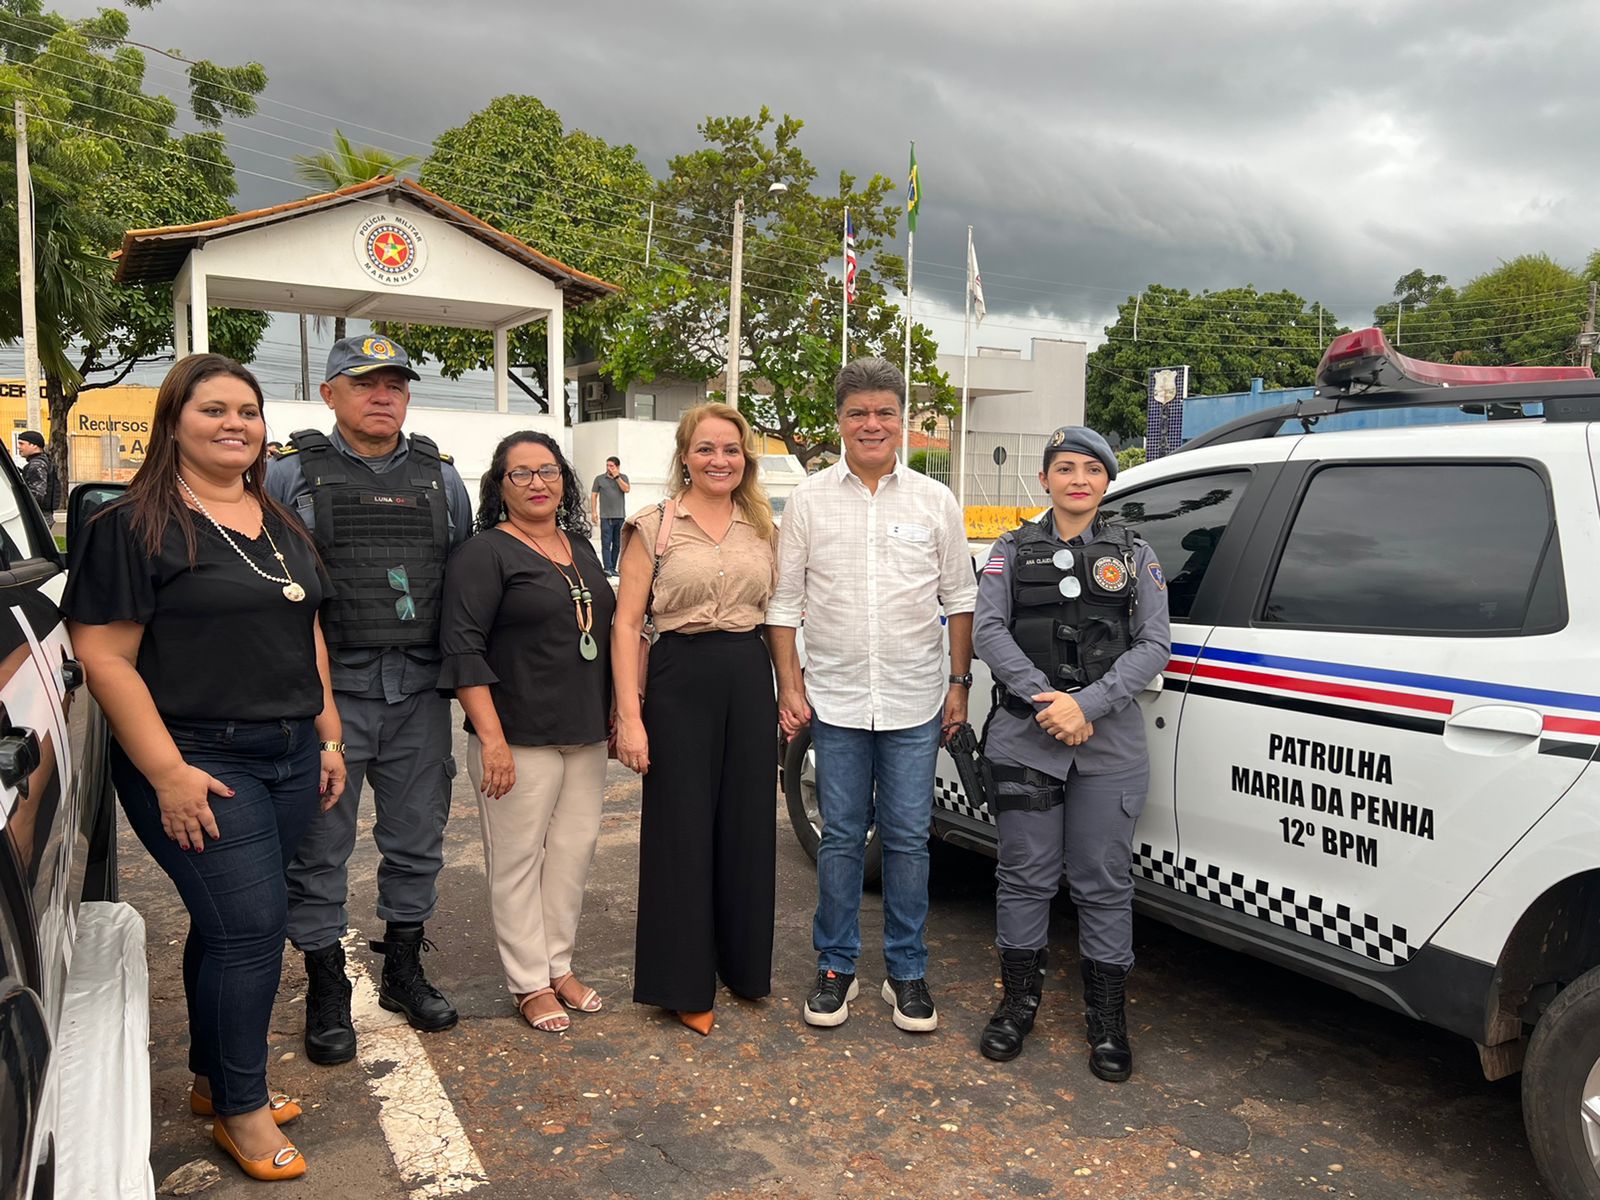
[439,452,453,464]
[276,444,302,457]
[1147,562,1166,590]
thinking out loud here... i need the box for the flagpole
[959,224,973,512]
[841,205,850,368]
[902,226,914,465]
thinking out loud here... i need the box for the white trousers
[467,737,607,995]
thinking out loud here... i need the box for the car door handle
[1443,705,1543,755]
[60,658,84,693]
[1141,674,1165,695]
[0,728,40,790]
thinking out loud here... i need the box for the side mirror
[65,482,127,551]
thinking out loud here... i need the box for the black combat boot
[1081,959,1133,1082]
[370,923,458,1032]
[979,947,1047,1062]
[303,943,356,1065]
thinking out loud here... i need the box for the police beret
[1042,426,1118,480]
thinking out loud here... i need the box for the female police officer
[970,426,1170,1079]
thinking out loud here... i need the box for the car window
[1261,463,1561,635]
[0,464,49,566]
[1099,470,1252,620]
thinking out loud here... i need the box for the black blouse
[62,500,332,722]
[437,529,615,746]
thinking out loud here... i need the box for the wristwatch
[948,673,973,688]
[318,740,346,753]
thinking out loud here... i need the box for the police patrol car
[0,474,143,1200]
[783,327,1600,1200]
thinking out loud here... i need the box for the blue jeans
[811,713,940,980]
[113,718,319,1116]
[600,517,624,572]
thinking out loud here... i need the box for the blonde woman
[611,402,778,1035]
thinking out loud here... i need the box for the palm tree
[293,131,422,339]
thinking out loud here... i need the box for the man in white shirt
[768,357,978,1033]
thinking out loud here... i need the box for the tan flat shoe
[517,988,571,1033]
[213,1118,306,1181]
[191,1089,301,1125]
[676,1009,714,1036]
[552,972,602,1013]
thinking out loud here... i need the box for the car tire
[1523,964,1600,1200]
[782,726,882,889]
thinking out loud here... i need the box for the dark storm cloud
[56,0,1600,336]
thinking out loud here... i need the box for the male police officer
[970,427,1170,1079]
[268,335,474,1064]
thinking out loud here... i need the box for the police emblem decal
[1093,556,1129,591]
[1148,562,1167,590]
[353,212,429,285]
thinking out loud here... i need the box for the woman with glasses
[65,355,343,1181]
[438,432,615,1033]
[611,402,778,1036]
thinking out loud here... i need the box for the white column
[171,256,191,358]
[189,257,210,354]
[546,299,564,419]
[492,325,509,414]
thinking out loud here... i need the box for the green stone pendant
[579,631,599,661]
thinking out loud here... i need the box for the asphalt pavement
[125,714,1543,1199]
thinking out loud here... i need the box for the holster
[985,760,1067,813]
[945,722,990,813]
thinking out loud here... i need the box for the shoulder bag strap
[644,498,674,627]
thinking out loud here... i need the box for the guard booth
[112,176,618,492]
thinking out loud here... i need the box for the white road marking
[345,931,489,1198]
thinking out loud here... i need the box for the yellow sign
[0,381,157,481]
[965,504,1045,542]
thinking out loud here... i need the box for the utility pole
[1582,281,1598,371]
[644,201,655,269]
[725,196,744,409]
[15,99,43,435]
[299,313,311,403]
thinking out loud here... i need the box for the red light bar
[1317,327,1594,388]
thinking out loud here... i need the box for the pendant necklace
[177,472,307,602]
[513,522,597,661]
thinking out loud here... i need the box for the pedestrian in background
[971,426,1170,1079]
[768,357,978,1034]
[611,401,778,1036]
[17,430,61,514]
[66,354,344,1181]
[268,335,474,1065]
[440,431,615,1033]
[591,455,630,576]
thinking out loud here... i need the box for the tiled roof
[112,176,619,304]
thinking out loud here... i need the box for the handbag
[635,498,676,702]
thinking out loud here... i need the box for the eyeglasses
[841,406,902,425]
[388,566,416,621]
[503,465,562,485]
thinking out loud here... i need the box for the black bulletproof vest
[1007,515,1138,700]
[289,429,450,651]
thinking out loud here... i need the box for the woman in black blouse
[439,432,615,1033]
[65,355,344,1182]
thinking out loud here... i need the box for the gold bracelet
[318,740,346,753]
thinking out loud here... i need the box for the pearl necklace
[176,472,306,603]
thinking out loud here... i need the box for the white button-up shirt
[767,460,978,731]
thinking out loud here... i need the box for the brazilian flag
[906,143,921,235]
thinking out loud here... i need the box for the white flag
[968,238,986,324]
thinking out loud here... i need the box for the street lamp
[725,181,787,409]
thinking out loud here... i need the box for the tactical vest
[1003,515,1139,712]
[288,429,451,651]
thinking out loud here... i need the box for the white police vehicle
[0,475,146,1200]
[783,328,1600,1200]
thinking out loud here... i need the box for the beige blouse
[626,499,777,634]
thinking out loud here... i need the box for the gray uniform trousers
[994,759,1149,967]
[285,689,455,952]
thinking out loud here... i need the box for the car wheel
[1524,964,1600,1200]
[782,727,882,888]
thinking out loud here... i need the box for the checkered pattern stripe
[934,775,990,824]
[1133,845,1415,966]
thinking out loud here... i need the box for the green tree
[1374,257,1588,367]
[1372,269,1462,363]
[1085,285,1341,439]
[395,94,657,404]
[0,0,268,479]
[605,107,950,464]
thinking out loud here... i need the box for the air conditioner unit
[583,381,606,405]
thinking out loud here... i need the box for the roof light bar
[1316,327,1593,390]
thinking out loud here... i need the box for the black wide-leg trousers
[634,630,778,1011]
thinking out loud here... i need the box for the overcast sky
[20,0,1600,393]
